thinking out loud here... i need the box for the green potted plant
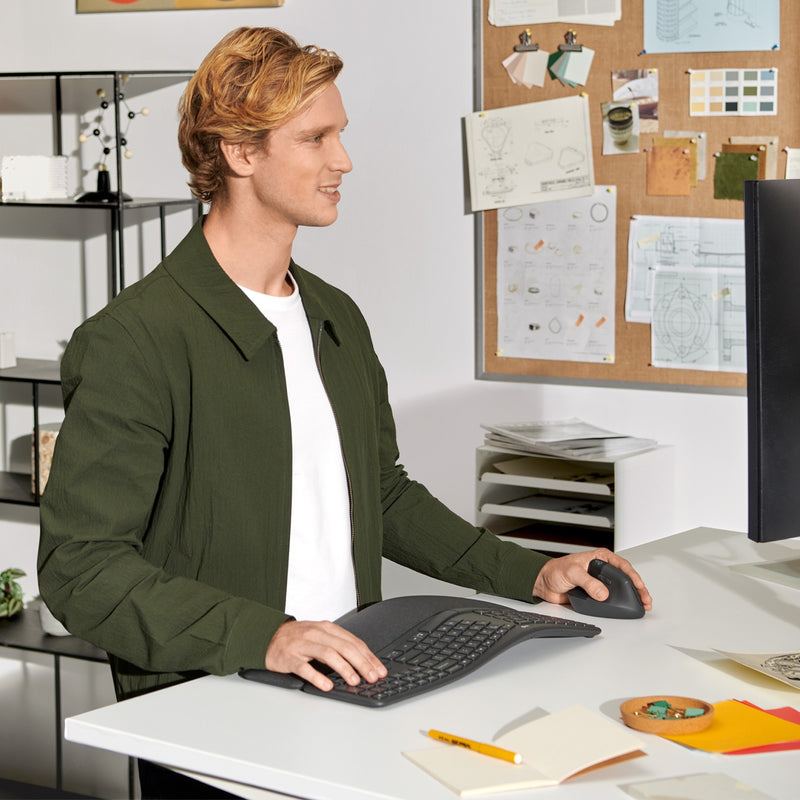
[0,568,25,618]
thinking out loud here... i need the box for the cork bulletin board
[476,0,798,391]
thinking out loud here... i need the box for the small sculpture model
[77,78,150,203]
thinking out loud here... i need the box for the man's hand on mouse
[264,619,387,692]
[532,548,652,611]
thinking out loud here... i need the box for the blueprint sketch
[651,267,746,372]
[643,0,780,54]
[465,95,594,212]
[625,215,745,323]
[496,186,616,363]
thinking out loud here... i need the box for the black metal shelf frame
[0,71,201,506]
[0,70,201,293]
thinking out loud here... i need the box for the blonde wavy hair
[178,27,343,204]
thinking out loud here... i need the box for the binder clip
[514,29,539,52]
[559,30,583,52]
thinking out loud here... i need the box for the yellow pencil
[427,729,523,764]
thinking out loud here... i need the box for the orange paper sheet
[661,700,800,753]
[653,136,699,186]
[646,145,691,196]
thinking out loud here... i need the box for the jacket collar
[163,217,339,359]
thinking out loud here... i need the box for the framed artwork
[77,0,284,12]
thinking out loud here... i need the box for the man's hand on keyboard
[531,548,653,611]
[264,620,388,692]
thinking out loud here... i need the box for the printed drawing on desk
[714,649,800,691]
[464,95,594,212]
[496,186,615,364]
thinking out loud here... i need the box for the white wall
[0,0,752,610]
[0,0,749,599]
[0,0,747,791]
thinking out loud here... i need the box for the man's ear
[219,140,256,177]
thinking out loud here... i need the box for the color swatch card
[689,68,777,116]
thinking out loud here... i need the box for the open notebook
[403,705,646,796]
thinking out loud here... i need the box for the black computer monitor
[743,178,800,589]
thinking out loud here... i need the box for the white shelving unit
[476,444,675,554]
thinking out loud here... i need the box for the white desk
[66,528,800,800]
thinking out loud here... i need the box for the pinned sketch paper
[404,705,645,797]
[713,151,759,200]
[464,95,594,212]
[689,68,778,116]
[496,186,615,364]
[642,0,780,54]
[713,649,800,691]
[626,216,744,324]
[786,148,800,179]
[488,0,621,28]
[650,267,746,372]
[646,146,691,196]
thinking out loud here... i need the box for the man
[39,25,650,796]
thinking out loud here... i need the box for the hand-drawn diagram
[496,186,616,364]
[625,215,744,323]
[656,0,698,44]
[643,0,780,53]
[465,95,594,211]
[650,267,746,372]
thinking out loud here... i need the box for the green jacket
[38,219,549,700]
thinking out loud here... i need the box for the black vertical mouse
[567,558,645,619]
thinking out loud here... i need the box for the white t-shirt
[238,276,357,622]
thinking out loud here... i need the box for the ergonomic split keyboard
[239,595,600,707]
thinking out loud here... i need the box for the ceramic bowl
[620,695,714,735]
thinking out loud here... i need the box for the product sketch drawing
[643,0,780,54]
[625,215,744,323]
[650,266,746,372]
[465,95,594,212]
[496,186,616,364]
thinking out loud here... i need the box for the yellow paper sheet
[661,700,800,753]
